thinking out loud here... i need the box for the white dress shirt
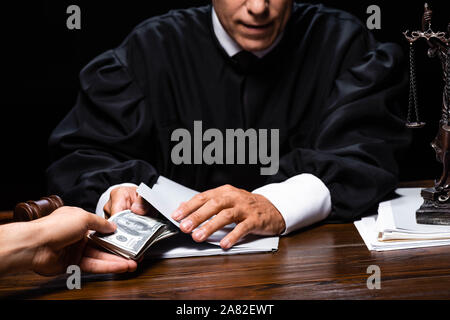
[95,7,332,234]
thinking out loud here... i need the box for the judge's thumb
[86,214,117,234]
[131,196,150,216]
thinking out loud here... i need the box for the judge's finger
[85,213,117,234]
[180,197,232,233]
[191,208,237,242]
[171,189,217,221]
[80,257,137,274]
[131,196,151,216]
[219,220,253,250]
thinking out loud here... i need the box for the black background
[1,0,449,210]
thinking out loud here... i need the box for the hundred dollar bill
[89,210,177,260]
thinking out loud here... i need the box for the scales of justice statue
[403,3,450,224]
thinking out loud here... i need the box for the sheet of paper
[354,188,450,251]
[137,176,279,251]
[146,233,277,259]
[137,176,197,229]
[375,202,396,232]
[358,216,450,251]
[354,217,375,251]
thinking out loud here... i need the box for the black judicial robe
[47,4,411,223]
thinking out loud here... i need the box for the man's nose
[246,0,269,17]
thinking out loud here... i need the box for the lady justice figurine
[403,3,450,224]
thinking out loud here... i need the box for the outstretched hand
[31,207,137,276]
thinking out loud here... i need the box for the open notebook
[136,176,279,259]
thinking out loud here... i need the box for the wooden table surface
[1,181,449,300]
[1,219,450,299]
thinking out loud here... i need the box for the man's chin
[237,38,276,53]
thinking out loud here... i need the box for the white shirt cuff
[252,174,332,235]
[95,183,139,218]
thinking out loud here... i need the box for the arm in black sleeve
[47,48,158,212]
[268,30,412,222]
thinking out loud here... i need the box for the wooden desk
[1,208,450,299]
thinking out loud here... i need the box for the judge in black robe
[47,2,411,241]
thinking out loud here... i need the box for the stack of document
[355,188,450,251]
[136,176,279,259]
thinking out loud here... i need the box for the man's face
[213,0,293,52]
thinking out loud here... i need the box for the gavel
[13,195,65,222]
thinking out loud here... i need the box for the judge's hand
[32,207,138,276]
[104,186,150,216]
[171,185,286,249]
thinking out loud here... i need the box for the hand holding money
[0,206,139,276]
[89,210,178,260]
[34,207,140,275]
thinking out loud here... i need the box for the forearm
[253,174,332,235]
[0,221,44,275]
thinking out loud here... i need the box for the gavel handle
[13,195,64,222]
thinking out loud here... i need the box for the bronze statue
[403,3,450,224]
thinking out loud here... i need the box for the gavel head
[14,195,64,222]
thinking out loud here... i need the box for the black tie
[232,51,258,73]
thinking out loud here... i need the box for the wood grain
[1,222,450,299]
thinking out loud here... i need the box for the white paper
[137,177,196,230]
[355,188,450,251]
[146,233,278,259]
[354,217,376,251]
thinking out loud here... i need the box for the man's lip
[241,22,273,29]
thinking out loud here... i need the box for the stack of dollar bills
[89,210,178,260]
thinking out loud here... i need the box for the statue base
[416,187,450,225]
